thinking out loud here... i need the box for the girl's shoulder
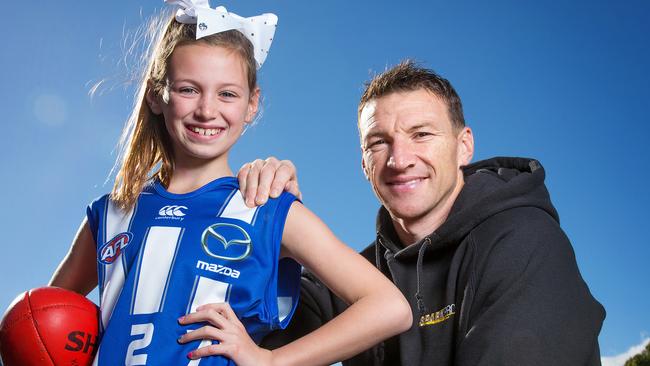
[87,193,112,213]
[262,191,300,214]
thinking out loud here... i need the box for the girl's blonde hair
[110,14,258,211]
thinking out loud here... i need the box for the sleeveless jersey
[86,177,301,365]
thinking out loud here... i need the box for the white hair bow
[164,0,278,69]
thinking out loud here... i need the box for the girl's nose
[195,96,218,121]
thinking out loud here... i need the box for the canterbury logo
[158,205,188,217]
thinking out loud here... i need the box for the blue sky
[1,0,648,363]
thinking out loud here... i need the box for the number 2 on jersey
[125,226,232,365]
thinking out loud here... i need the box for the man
[242,60,605,365]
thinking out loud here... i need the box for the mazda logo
[201,223,252,261]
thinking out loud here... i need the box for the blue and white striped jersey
[86,177,300,365]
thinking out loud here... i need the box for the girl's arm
[181,201,412,366]
[272,201,412,365]
[49,218,98,295]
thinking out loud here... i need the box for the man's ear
[457,126,474,166]
[245,87,261,123]
[361,156,370,180]
[145,82,163,115]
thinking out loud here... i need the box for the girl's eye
[179,87,198,94]
[220,91,237,98]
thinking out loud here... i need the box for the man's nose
[387,138,416,170]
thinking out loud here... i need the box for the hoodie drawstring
[376,235,385,272]
[415,236,433,320]
[374,236,387,365]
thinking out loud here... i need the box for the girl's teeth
[191,127,220,136]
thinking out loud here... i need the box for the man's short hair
[358,60,465,131]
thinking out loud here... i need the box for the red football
[0,287,100,366]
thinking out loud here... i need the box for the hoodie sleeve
[456,207,605,366]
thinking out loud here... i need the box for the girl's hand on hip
[178,303,274,366]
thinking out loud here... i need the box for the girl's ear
[145,82,163,115]
[244,87,261,123]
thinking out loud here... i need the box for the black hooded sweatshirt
[262,157,605,365]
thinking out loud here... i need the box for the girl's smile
[186,125,225,138]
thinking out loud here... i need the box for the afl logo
[201,223,252,261]
[99,232,133,264]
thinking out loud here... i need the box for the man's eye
[367,139,386,149]
[414,132,432,138]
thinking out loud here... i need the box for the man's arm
[457,208,605,366]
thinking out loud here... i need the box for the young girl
[49,1,411,365]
